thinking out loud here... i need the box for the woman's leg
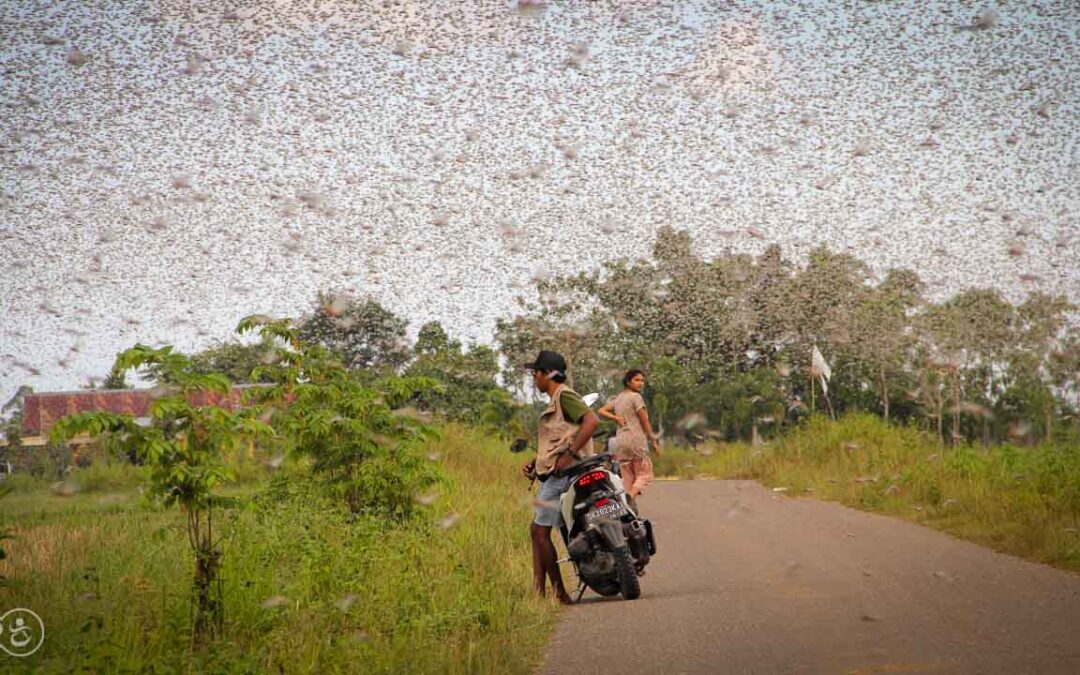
[631,456,654,497]
[621,459,639,497]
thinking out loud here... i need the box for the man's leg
[530,523,546,595]
[530,523,571,603]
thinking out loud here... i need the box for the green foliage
[0,426,560,673]
[147,338,279,385]
[297,291,411,372]
[406,320,512,426]
[478,388,530,439]
[238,316,440,518]
[656,414,1080,571]
[49,343,273,641]
[68,461,150,492]
[101,364,128,390]
[495,228,1077,448]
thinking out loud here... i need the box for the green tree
[148,338,278,385]
[919,289,1010,442]
[494,227,1077,448]
[298,291,410,373]
[477,388,530,439]
[847,269,923,421]
[102,364,128,389]
[701,369,787,442]
[50,345,272,641]
[1010,293,1075,442]
[1,385,33,462]
[406,321,505,425]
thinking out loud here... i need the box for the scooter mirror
[509,438,530,454]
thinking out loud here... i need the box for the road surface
[539,480,1080,674]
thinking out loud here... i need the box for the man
[521,350,598,604]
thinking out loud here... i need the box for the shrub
[238,316,442,519]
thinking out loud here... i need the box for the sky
[0,0,1077,404]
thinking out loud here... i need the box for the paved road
[539,480,1080,675]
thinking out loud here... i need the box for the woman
[598,369,660,509]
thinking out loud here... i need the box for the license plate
[584,502,627,522]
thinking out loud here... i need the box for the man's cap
[523,350,567,373]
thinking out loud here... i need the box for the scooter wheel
[614,546,641,600]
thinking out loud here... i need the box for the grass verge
[654,413,1080,572]
[0,425,559,673]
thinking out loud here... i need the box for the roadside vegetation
[1,315,556,673]
[654,413,1080,572]
[0,425,558,673]
[496,228,1079,449]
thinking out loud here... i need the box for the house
[4,385,271,450]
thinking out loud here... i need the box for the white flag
[811,345,832,395]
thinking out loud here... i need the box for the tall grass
[0,425,559,673]
[655,413,1080,572]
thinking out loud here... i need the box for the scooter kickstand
[573,582,586,604]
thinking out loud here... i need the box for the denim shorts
[533,475,571,527]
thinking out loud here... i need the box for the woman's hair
[622,369,645,387]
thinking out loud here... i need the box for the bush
[69,462,149,492]
[238,316,442,518]
[1,471,46,494]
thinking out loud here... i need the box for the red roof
[22,386,267,435]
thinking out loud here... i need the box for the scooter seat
[557,452,613,478]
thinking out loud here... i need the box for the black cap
[522,350,567,373]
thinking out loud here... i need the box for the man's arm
[568,411,598,455]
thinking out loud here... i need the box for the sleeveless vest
[535,383,587,476]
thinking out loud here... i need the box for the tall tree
[298,291,410,373]
[920,289,1014,442]
[148,338,278,385]
[848,269,923,421]
[407,321,505,424]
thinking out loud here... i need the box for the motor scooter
[555,451,656,601]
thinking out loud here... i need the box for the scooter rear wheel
[614,546,641,600]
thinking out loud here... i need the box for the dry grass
[654,413,1080,572]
